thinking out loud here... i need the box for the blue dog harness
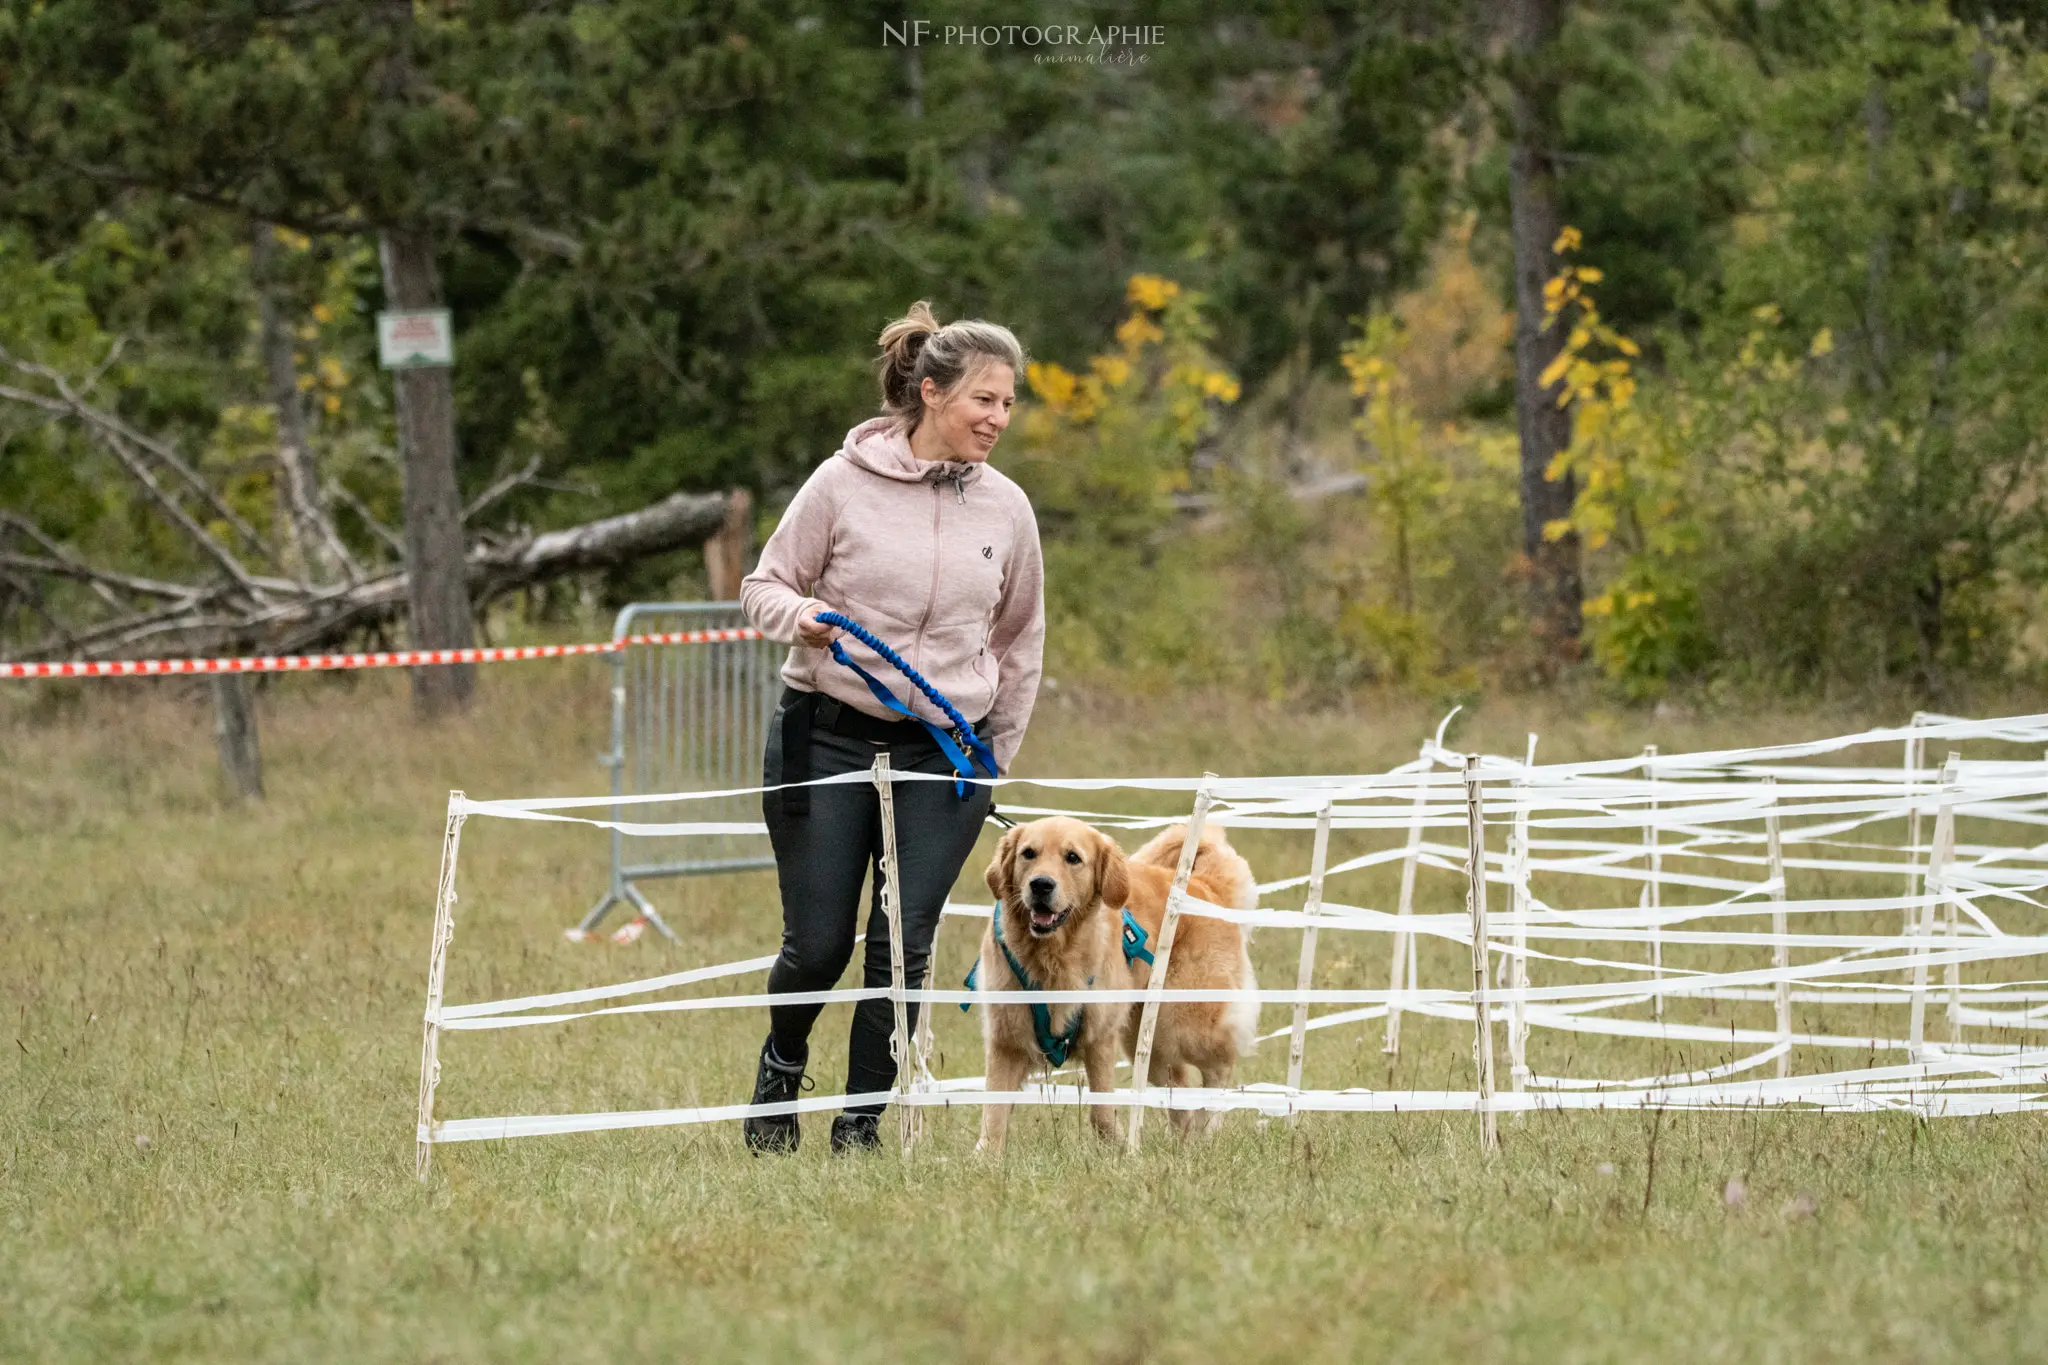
[961,907,1156,1068]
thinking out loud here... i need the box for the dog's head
[984,816,1130,938]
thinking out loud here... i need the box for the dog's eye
[1064,850,1083,865]
[1021,847,1037,861]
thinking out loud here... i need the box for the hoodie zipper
[912,477,943,678]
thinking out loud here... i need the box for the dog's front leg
[977,1044,1030,1155]
[1080,1027,1122,1144]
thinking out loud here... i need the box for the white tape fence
[413,711,2048,1176]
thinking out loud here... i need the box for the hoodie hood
[837,416,986,487]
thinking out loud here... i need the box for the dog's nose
[1028,875,1057,899]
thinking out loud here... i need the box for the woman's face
[921,361,1015,463]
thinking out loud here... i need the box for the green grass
[4,665,2046,1362]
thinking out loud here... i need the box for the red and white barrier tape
[0,628,764,680]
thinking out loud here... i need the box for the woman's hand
[796,609,841,650]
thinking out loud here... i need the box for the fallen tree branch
[471,488,733,595]
[0,341,741,665]
[2,489,742,662]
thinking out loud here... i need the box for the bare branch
[88,422,270,596]
[0,357,278,578]
[0,380,68,417]
[463,456,542,523]
[84,335,129,392]
[280,455,363,584]
[38,361,277,562]
[326,481,408,560]
[0,513,122,609]
[0,550,204,603]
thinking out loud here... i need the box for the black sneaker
[742,1036,810,1155]
[830,1111,883,1155]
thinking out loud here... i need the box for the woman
[737,301,1045,1154]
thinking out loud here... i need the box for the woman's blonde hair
[875,301,1026,431]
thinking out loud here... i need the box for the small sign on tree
[377,309,454,369]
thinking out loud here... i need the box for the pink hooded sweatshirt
[740,416,1045,775]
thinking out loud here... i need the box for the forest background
[4,0,2047,712]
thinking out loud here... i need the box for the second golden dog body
[975,815,1259,1153]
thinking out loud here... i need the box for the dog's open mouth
[1027,904,1071,936]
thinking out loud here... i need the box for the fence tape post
[1463,755,1499,1155]
[1642,745,1663,1017]
[1284,801,1334,1124]
[1908,752,1960,1063]
[1765,777,1790,1079]
[1903,714,1927,939]
[1382,747,1431,1056]
[1127,773,1216,1152]
[1508,736,1536,1093]
[415,790,468,1181]
[873,751,917,1152]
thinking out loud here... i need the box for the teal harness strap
[958,908,1160,1067]
[1120,908,1154,967]
[958,906,1087,1068]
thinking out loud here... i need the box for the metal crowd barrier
[574,601,783,941]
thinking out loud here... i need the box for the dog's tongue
[1030,907,1060,928]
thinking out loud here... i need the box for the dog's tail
[1129,823,1257,912]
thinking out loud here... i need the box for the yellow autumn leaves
[1025,274,1240,437]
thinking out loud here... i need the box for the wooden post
[1463,756,1500,1154]
[873,753,917,1152]
[1903,715,1927,940]
[1908,753,1959,1062]
[1382,749,1431,1055]
[1127,775,1216,1151]
[1641,745,1662,1016]
[1284,803,1335,1124]
[703,488,754,600]
[212,674,265,801]
[415,790,468,1181]
[1944,757,1964,1044]
[1508,736,1537,1092]
[1765,778,1791,1079]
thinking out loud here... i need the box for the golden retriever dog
[974,815,1259,1153]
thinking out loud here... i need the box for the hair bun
[873,300,1026,432]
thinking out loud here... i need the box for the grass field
[5,661,2047,1362]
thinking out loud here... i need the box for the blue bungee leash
[812,609,1002,799]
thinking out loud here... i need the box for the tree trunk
[212,674,264,801]
[379,226,476,718]
[703,488,754,601]
[1507,0,1582,661]
[252,222,344,585]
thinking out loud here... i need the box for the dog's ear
[1097,833,1130,911]
[985,826,1021,901]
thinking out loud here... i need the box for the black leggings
[761,689,994,1114]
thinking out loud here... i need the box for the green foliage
[1006,274,1243,688]
[1524,5,2048,699]
[6,0,2048,702]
